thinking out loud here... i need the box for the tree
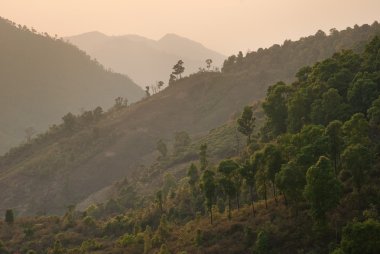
[325,120,344,176]
[304,156,342,225]
[275,161,305,207]
[158,244,171,254]
[114,96,124,109]
[342,144,372,191]
[254,231,269,254]
[143,225,152,254]
[173,131,191,155]
[339,219,380,254]
[218,159,239,219]
[240,159,256,215]
[342,113,370,146]
[62,112,76,131]
[169,74,177,86]
[205,59,213,70]
[187,163,199,193]
[200,170,216,224]
[172,60,185,79]
[347,72,378,114]
[199,144,208,171]
[25,127,36,142]
[287,88,311,133]
[237,106,256,144]
[263,144,282,203]
[367,95,380,126]
[311,88,348,125]
[262,82,291,136]
[5,209,14,224]
[253,151,267,208]
[156,190,163,212]
[157,81,164,91]
[156,139,168,158]
[145,86,151,97]
[93,106,103,120]
[49,240,65,254]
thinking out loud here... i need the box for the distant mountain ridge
[66,32,226,86]
[0,17,144,154]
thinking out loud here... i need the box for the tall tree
[156,190,163,213]
[253,151,267,208]
[275,161,305,207]
[199,144,208,171]
[156,139,168,158]
[143,225,152,254]
[218,159,239,219]
[237,106,256,144]
[338,219,380,254]
[169,74,177,86]
[325,120,344,176]
[304,156,342,225]
[5,209,14,225]
[201,170,216,224]
[262,82,291,136]
[187,163,199,192]
[172,60,185,79]
[342,113,370,146]
[145,86,151,97]
[347,72,378,114]
[367,95,380,126]
[263,144,282,203]
[342,144,372,192]
[240,159,256,215]
[157,81,164,91]
[206,59,213,70]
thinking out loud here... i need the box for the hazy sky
[1,0,379,55]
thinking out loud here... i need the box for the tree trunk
[264,182,268,209]
[236,192,240,211]
[210,206,213,225]
[228,196,231,220]
[250,186,255,216]
[273,183,277,204]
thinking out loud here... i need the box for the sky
[1,0,379,55]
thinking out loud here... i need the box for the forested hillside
[1,28,380,254]
[0,17,144,154]
[0,22,379,219]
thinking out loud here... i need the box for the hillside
[1,30,380,254]
[66,32,226,86]
[0,17,144,154]
[1,23,380,216]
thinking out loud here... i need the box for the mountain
[66,32,226,86]
[2,24,380,254]
[1,22,380,216]
[0,17,144,154]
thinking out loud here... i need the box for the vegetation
[1,24,380,253]
[0,17,144,154]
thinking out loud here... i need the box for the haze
[1,0,379,55]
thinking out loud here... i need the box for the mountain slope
[66,32,226,86]
[1,22,380,215]
[0,17,144,154]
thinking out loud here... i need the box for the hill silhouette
[0,17,144,154]
[66,32,226,86]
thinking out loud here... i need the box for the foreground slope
[0,17,144,154]
[66,32,226,86]
[1,23,380,215]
